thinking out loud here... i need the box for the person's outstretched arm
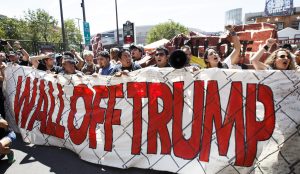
[250,38,276,70]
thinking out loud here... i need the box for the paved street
[0,135,173,174]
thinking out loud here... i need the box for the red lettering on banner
[55,84,65,139]
[45,82,57,136]
[68,85,93,145]
[89,85,107,149]
[27,80,49,133]
[244,84,275,166]
[199,81,223,162]
[173,81,204,159]
[199,81,247,165]
[147,83,172,154]
[104,84,124,151]
[218,82,245,166]
[13,76,276,167]
[14,77,38,128]
[127,82,148,155]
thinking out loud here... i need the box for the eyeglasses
[278,55,288,59]
[155,53,165,57]
[208,51,217,56]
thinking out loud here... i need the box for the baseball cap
[62,55,76,64]
[129,45,144,54]
[8,51,16,56]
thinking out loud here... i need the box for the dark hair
[117,49,130,59]
[203,47,218,59]
[64,51,74,58]
[282,44,292,51]
[156,46,169,56]
[97,50,110,59]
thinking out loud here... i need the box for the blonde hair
[264,48,296,70]
[83,51,94,59]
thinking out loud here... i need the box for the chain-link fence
[0,39,84,55]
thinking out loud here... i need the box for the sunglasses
[208,51,217,56]
[278,55,288,59]
[155,53,165,56]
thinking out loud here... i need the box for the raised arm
[225,25,241,65]
[29,54,49,68]
[71,49,84,70]
[14,41,29,61]
[250,38,276,70]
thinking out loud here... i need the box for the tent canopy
[144,39,169,50]
[278,27,300,39]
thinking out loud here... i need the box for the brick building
[245,7,300,30]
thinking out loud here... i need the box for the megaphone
[169,49,187,69]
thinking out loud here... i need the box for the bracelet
[230,31,237,36]
[263,45,269,51]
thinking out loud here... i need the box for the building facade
[245,4,300,30]
[225,8,243,26]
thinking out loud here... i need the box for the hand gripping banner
[3,65,300,173]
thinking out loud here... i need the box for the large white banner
[3,65,300,173]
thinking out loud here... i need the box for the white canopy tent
[144,39,169,50]
[278,27,300,39]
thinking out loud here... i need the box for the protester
[81,51,98,75]
[153,46,170,68]
[109,47,120,65]
[91,33,103,56]
[250,38,297,70]
[181,45,206,68]
[203,25,241,69]
[6,41,30,66]
[110,49,141,76]
[0,53,6,119]
[96,51,115,75]
[67,49,85,70]
[55,53,63,67]
[0,115,15,163]
[60,54,84,75]
[30,53,62,74]
[130,45,144,61]
[294,49,300,66]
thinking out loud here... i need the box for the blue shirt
[99,63,114,75]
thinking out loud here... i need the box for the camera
[0,40,8,45]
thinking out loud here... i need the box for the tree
[0,17,28,40]
[24,9,60,42]
[146,20,189,44]
[64,19,82,50]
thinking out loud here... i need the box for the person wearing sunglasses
[203,25,241,69]
[294,49,300,69]
[250,38,296,70]
[153,47,170,68]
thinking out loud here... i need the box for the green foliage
[0,9,82,49]
[64,19,83,50]
[0,17,28,40]
[146,20,188,44]
[24,9,60,42]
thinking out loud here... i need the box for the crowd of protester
[0,25,300,163]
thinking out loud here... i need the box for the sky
[1,0,300,35]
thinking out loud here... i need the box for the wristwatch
[263,45,269,51]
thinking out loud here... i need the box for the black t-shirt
[19,60,29,66]
[37,63,62,74]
